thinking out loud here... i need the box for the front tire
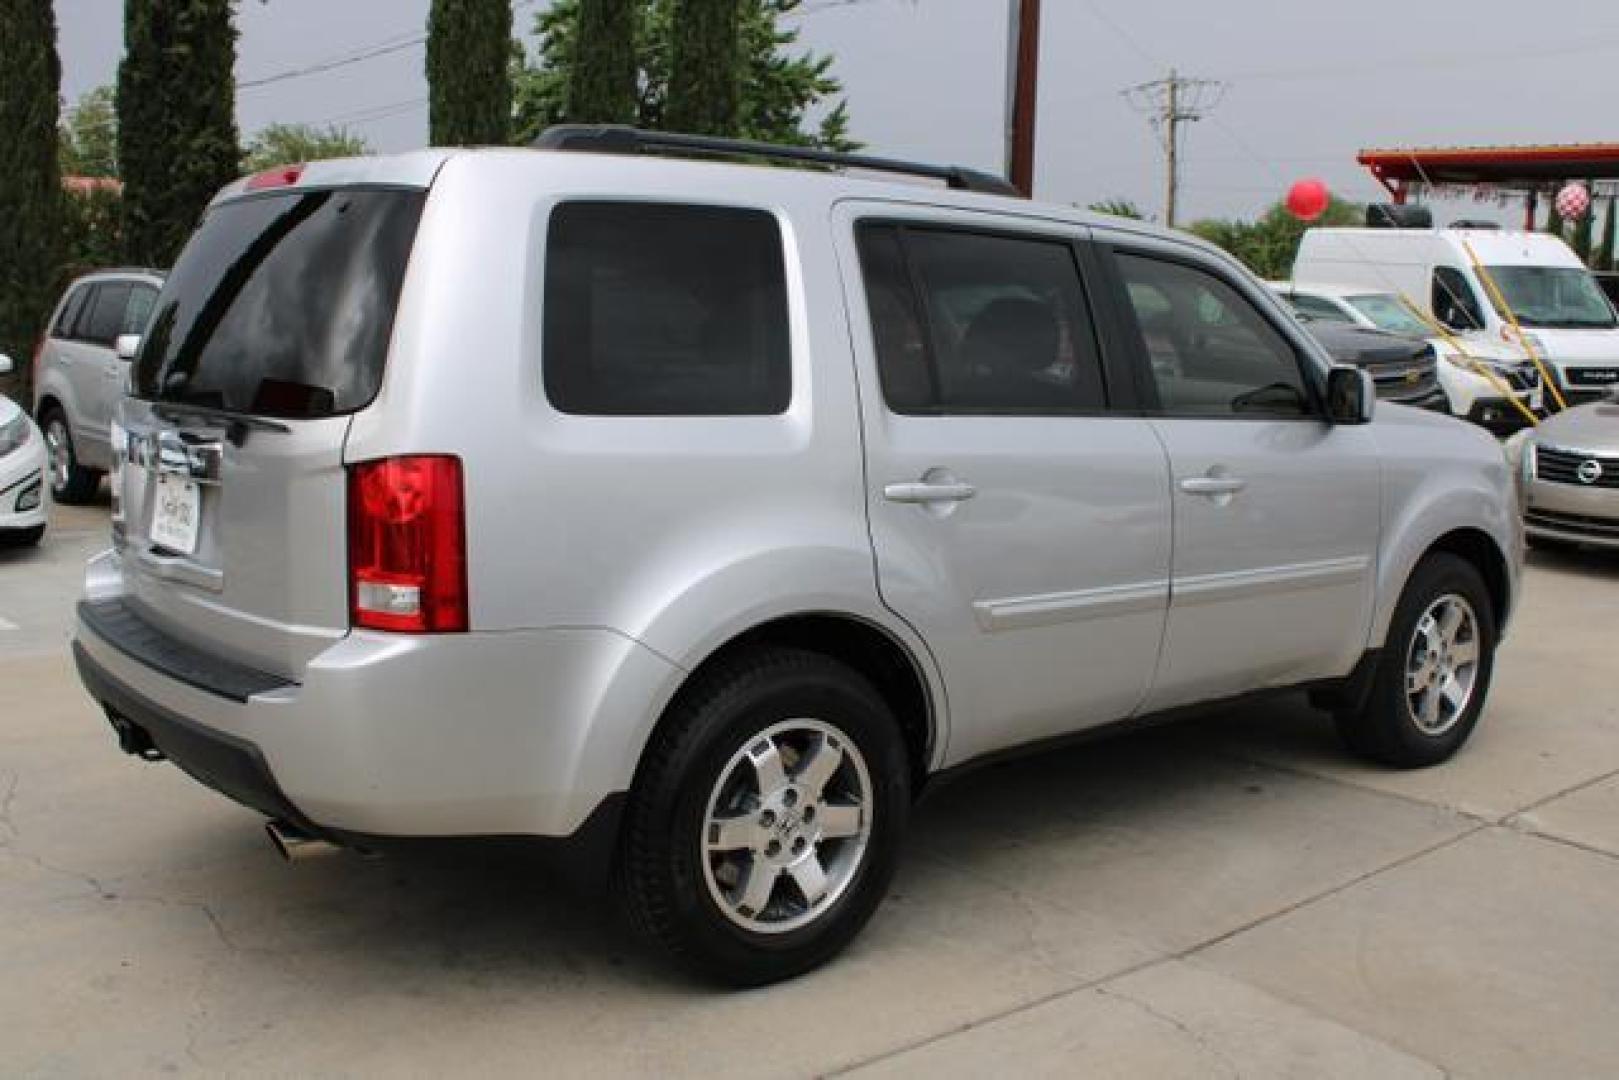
[39,408,100,504]
[616,648,909,986]
[1336,553,1497,768]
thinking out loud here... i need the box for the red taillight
[245,164,305,191]
[347,456,467,633]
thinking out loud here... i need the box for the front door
[837,207,1172,765]
[1102,242,1381,712]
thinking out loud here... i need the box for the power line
[1123,71,1225,228]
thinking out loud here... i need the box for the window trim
[855,217,1119,417]
[1094,239,1329,422]
[541,198,794,418]
[52,284,92,341]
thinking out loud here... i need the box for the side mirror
[0,354,12,376]
[114,334,141,361]
[1326,365,1375,425]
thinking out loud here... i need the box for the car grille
[1525,507,1619,539]
[1564,366,1619,387]
[1501,365,1539,391]
[1535,446,1619,489]
[1365,358,1441,402]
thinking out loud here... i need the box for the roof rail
[533,124,1022,198]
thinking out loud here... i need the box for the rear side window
[856,223,1107,414]
[123,285,158,335]
[544,202,790,416]
[133,189,426,418]
[82,282,132,346]
[53,285,89,338]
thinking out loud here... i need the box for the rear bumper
[74,555,680,843]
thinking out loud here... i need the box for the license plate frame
[150,473,202,556]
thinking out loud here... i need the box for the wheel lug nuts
[792,837,807,853]
[782,789,799,808]
[759,810,776,827]
[766,840,781,857]
[801,806,815,823]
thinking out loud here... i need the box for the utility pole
[1123,69,1225,227]
[1005,0,1040,197]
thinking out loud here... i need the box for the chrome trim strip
[1172,555,1370,608]
[973,580,1169,632]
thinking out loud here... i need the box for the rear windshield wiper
[150,400,291,446]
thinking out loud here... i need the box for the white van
[1294,228,1619,405]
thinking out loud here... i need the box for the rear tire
[616,647,909,986]
[39,408,99,505]
[1336,553,1497,768]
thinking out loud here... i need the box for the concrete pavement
[3,497,1618,1077]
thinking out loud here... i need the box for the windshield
[133,188,426,418]
[1346,294,1431,336]
[1482,265,1617,329]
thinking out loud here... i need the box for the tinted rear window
[133,189,426,418]
[543,201,791,415]
[83,283,132,346]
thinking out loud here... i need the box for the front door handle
[1179,475,1248,497]
[884,480,978,504]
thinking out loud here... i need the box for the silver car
[33,268,165,503]
[72,130,1521,985]
[1522,387,1619,549]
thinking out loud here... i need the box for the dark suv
[1298,321,1450,413]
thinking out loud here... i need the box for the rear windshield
[133,188,426,418]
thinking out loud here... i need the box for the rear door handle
[884,481,978,504]
[1179,476,1248,496]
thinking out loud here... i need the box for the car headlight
[0,413,29,457]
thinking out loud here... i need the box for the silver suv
[73,130,1522,985]
[34,268,165,503]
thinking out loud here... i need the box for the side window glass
[857,224,1107,414]
[82,283,132,347]
[1116,253,1313,418]
[123,286,158,335]
[1432,267,1484,331]
[543,202,790,416]
[53,285,89,338]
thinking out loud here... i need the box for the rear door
[1099,239,1381,711]
[837,205,1172,765]
[62,282,129,467]
[116,186,427,678]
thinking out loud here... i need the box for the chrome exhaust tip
[265,819,340,863]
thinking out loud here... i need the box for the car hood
[1305,324,1427,365]
[1533,398,1619,453]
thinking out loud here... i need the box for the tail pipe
[265,819,341,863]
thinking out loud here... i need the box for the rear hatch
[113,183,427,679]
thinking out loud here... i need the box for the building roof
[1358,144,1619,188]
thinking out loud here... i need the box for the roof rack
[533,124,1022,198]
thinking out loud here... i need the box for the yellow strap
[1396,296,1540,428]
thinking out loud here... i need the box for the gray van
[33,268,165,502]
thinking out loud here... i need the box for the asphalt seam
[829,824,1487,1077]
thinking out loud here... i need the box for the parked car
[1295,228,1619,405]
[32,268,165,503]
[1513,385,1619,550]
[0,356,47,546]
[74,130,1522,985]
[1270,281,1541,431]
[1288,317,1450,413]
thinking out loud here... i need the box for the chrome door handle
[884,481,978,504]
[1179,476,1248,496]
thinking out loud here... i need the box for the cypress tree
[1544,198,1564,240]
[1572,182,1595,263]
[570,0,638,124]
[119,0,241,267]
[0,0,62,401]
[427,0,513,145]
[666,0,740,135]
[1600,196,1618,273]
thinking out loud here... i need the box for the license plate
[150,474,201,556]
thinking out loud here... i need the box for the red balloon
[1286,178,1330,222]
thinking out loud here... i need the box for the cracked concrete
[3,502,1618,1076]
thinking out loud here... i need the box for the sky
[52,0,1619,225]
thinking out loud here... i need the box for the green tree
[244,123,369,171]
[1544,198,1564,239]
[1189,196,1363,280]
[1572,184,1595,263]
[0,0,63,403]
[427,0,512,145]
[1597,196,1617,273]
[59,84,117,178]
[61,184,124,277]
[568,0,638,124]
[514,0,857,150]
[119,0,241,267]
[666,0,739,136]
[1087,197,1145,220]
